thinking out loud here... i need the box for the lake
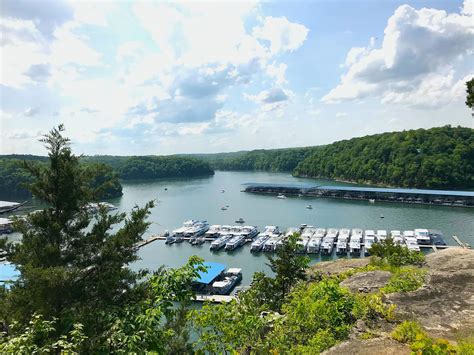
[104,171,474,285]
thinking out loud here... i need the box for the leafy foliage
[0,314,86,354]
[195,146,316,172]
[294,125,474,189]
[466,78,474,108]
[381,268,426,294]
[0,126,152,351]
[0,159,123,199]
[369,238,425,268]
[391,321,464,354]
[254,232,310,312]
[118,155,214,180]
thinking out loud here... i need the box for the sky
[0,0,473,156]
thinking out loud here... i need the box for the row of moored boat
[166,221,434,255]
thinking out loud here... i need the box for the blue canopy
[0,263,19,289]
[195,262,226,285]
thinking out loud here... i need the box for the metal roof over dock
[243,183,474,197]
[195,262,226,285]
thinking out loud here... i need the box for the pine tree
[1,125,153,348]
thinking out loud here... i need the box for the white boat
[351,229,363,241]
[403,230,415,239]
[172,220,198,238]
[218,225,233,236]
[0,218,13,234]
[306,205,313,209]
[186,220,210,240]
[165,234,176,244]
[349,229,363,255]
[277,194,287,199]
[250,234,270,252]
[86,202,117,213]
[376,230,387,242]
[364,230,376,255]
[235,218,245,224]
[414,229,431,245]
[205,225,222,238]
[315,228,326,238]
[239,226,259,239]
[336,239,348,255]
[390,230,404,245]
[326,228,339,240]
[321,237,335,255]
[336,229,350,255]
[225,235,246,251]
[405,237,420,251]
[212,268,242,295]
[296,236,308,253]
[306,236,322,253]
[369,199,375,203]
[276,227,300,250]
[210,234,233,251]
[262,235,281,252]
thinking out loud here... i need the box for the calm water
[101,171,474,285]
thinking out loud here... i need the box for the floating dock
[242,183,474,207]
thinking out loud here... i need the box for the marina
[3,171,473,287]
[149,220,463,258]
[243,183,474,207]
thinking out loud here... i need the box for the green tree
[466,78,474,108]
[369,238,425,267]
[0,125,153,351]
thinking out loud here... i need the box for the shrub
[391,320,425,343]
[381,268,426,294]
[369,238,425,267]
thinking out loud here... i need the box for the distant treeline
[0,155,215,198]
[190,126,474,190]
[0,160,123,199]
[83,156,215,180]
[192,147,316,172]
[293,126,474,189]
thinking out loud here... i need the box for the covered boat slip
[192,262,242,297]
[242,183,474,207]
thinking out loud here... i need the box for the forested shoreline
[0,155,214,199]
[195,126,474,190]
[0,159,123,199]
[293,126,473,190]
[2,126,472,192]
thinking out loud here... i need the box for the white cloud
[69,0,114,27]
[246,88,291,104]
[50,25,102,67]
[336,112,347,118]
[24,107,40,117]
[323,4,474,108]
[252,16,309,55]
[462,0,473,16]
[266,62,287,85]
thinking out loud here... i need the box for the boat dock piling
[452,235,470,249]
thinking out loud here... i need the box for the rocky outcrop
[318,247,474,354]
[308,258,369,278]
[340,270,392,293]
[386,248,474,341]
[323,337,410,355]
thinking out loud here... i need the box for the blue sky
[0,0,472,155]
